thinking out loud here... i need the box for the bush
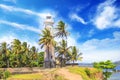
[3,70,11,79]
[0,70,11,79]
[0,70,4,79]
[85,68,91,77]
[30,61,38,67]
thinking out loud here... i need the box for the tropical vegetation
[0,20,84,80]
[67,66,102,80]
[0,20,82,69]
[0,39,44,68]
[39,20,82,68]
[93,60,116,80]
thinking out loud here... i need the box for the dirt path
[57,68,83,80]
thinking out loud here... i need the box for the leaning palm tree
[68,46,83,66]
[39,28,56,68]
[57,40,71,67]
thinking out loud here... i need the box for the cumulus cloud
[69,13,87,24]
[55,29,120,62]
[68,31,120,63]
[81,31,120,50]
[0,20,40,33]
[93,0,120,30]
[82,50,120,63]
[0,35,15,44]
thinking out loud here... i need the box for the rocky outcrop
[94,72,103,80]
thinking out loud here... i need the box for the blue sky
[0,0,120,63]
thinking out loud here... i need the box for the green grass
[67,66,101,80]
[54,75,68,80]
[7,68,67,80]
[7,67,101,80]
[8,73,42,79]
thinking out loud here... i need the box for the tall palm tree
[11,39,21,54]
[55,21,69,39]
[11,39,22,67]
[57,40,71,67]
[39,28,56,68]
[0,42,10,68]
[68,46,83,66]
[30,46,37,60]
[21,42,29,66]
[55,21,70,67]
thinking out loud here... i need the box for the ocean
[108,72,120,80]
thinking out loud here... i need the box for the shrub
[0,70,3,79]
[3,70,11,79]
[85,68,91,77]
[30,61,38,67]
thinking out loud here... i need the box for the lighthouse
[44,16,55,68]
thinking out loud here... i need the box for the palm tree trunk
[72,60,74,66]
[47,46,51,68]
[7,59,9,68]
[61,56,62,68]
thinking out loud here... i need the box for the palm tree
[30,46,37,61]
[55,21,69,39]
[11,39,22,67]
[39,28,56,68]
[20,42,29,67]
[55,21,70,67]
[57,40,71,67]
[0,42,10,68]
[11,39,21,54]
[68,46,83,66]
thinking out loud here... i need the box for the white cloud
[55,29,120,62]
[93,0,120,29]
[69,13,87,24]
[0,4,57,30]
[3,0,17,4]
[0,35,15,44]
[66,31,120,63]
[70,3,89,13]
[88,29,95,37]
[0,4,56,19]
[67,36,78,47]
[78,31,120,62]
[81,31,120,50]
[82,50,120,63]
[0,20,40,33]
[114,19,120,27]
[0,34,40,50]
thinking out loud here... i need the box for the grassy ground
[67,66,101,80]
[7,68,67,80]
[8,73,42,80]
[7,66,102,80]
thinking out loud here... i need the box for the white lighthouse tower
[44,16,55,68]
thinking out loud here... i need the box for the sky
[0,0,120,63]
